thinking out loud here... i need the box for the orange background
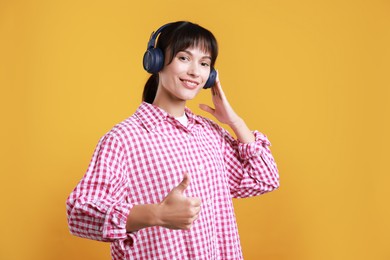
[1,0,389,259]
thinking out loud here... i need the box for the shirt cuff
[102,201,136,243]
[237,131,271,160]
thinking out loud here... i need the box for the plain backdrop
[1,0,389,259]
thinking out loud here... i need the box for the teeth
[183,80,197,87]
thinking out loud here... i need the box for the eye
[178,55,190,61]
[201,62,210,67]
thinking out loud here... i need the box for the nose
[187,62,200,77]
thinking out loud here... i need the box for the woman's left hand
[199,71,255,143]
[199,71,241,127]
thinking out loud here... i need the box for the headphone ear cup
[203,68,217,89]
[143,47,164,74]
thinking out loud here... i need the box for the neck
[153,90,186,118]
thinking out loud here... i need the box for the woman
[67,21,279,259]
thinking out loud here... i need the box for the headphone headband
[146,23,172,50]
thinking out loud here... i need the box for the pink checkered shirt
[66,102,279,259]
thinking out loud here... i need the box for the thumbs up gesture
[158,173,201,230]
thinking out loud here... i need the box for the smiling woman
[66,21,279,260]
[2,0,389,259]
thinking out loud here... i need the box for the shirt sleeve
[221,129,280,198]
[66,133,136,247]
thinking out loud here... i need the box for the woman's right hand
[157,173,201,230]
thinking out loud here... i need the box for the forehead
[173,37,213,54]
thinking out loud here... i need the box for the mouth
[180,78,200,89]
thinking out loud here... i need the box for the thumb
[176,173,190,193]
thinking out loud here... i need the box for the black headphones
[143,23,217,89]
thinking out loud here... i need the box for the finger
[192,211,201,221]
[199,104,215,115]
[212,84,222,100]
[211,86,217,96]
[176,173,190,193]
[189,206,201,221]
[214,81,224,100]
[214,86,222,99]
[192,207,201,221]
[191,197,202,207]
[190,203,201,215]
[183,223,193,230]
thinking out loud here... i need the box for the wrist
[228,117,255,144]
[228,117,244,131]
[154,203,164,227]
[126,204,160,232]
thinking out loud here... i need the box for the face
[157,47,212,102]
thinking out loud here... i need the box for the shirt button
[198,164,204,171]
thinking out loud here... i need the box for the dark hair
[142,21,219,103]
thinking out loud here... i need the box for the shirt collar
[184,106,205,127]
[135,102,205,132]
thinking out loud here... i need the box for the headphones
[143,23,217,89]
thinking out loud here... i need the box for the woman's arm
[66,134,133,242]
[199,71,279,197]
[68,136,201,244]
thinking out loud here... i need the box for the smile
[180,79,200,89]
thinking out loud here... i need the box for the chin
[176,89,201,101]
[177,95,196,101]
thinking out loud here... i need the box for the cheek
[202,69,211,81]
[162,63,183,79]
[160,67,177,84]
[170,62,186,75]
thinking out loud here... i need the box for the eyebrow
[180,50,212,60]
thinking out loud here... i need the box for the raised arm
[199,72,279,197]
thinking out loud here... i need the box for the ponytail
[142,74,159,104]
